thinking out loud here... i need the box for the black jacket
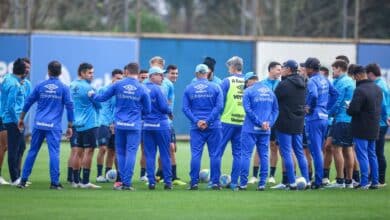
[274,73,306,134]
[347,79,382,140]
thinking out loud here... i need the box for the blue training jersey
[97,85,115,127]
[328,74,355,123]
[92,77,151,130]
[70,79,100,132]
[23,77,74,131]
[375,78,390,127]
[143,82,171,130]
[261,78,280,91]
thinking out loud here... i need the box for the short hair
[331,60,348,72]
[139,69,148,74]
[111,69,123,77]
[268,61,281,72]
[149,56,165,67]
[48,61,62,77]
[203,57,216,72]
[78,63,93,76]
[226,56,243,71]
[22,57,31,64]
[335,55,350,65]
[320,66,329,72]
[349,64,365,75]
[166,64,177,73]
[13,58,27,75]
[365,63,381,77]
[125,62,139,75]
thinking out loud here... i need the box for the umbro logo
[44,84,58,90]
[123,84,137,92]
[194,84,208,91]
[257,87,269,93]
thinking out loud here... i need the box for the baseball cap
[303,57,321,70]
[195,64,209,74]
[244,72,257,81]
[282,60,298,71]
[148,66,164,75]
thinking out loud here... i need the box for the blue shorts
[97,125,114,148]
[326,124,333,138]
[0,118,6,132]
[331,122,353,147]
[76,127,98,148]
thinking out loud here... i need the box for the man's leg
[144,130,158,186]
[276,131,295,185]
[207,128,222,187]
[123,130,141,188]
[239,132,256,188]
[376,126,388,184]
[230,126,242,187]
[157,130,173,187]
[368,140,379,186]
[0,129,8,184]
[257,134,270,188]
[354,138,369,187]
[292,134,309,183]
[46,130,62,186]
[307,120,327,188]
[189,129,205,187]
[5,123,22,183]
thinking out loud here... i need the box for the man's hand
[87,90,95,97]
[197,120,207,130]
[18,119,24,132]
[261,121,270,131]
[304,105,310,114]
[65,127,73,139]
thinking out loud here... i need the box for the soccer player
[217,56,245,189]
[347,65,382,189]
[366,63,389,187]
[182,64,223,190]
[304,57,338,189]
[91,62,151,190]
[274,60,309,190]
[326,60,355,188]
[96,69,123,182]
[17,61,74,189]
[143,67,173,190]
[70,63,101,189]
[240,73,279,191]
[139,69,149,83]
[1,58,31,185]
[192,57,222,85]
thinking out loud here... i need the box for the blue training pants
[276,131,309,184]
[115,129,140,187]
[143,129,172,186]
[21,128,62,185]
[305,119,327,186]
[189,128,221,186]
[217,123,242,185]
[240,132,269,187]
[354,138,379,186]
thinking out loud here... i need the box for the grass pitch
[0,141,389,220]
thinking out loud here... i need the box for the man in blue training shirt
[1,58,31,185]
[17,61,74,189]
[217,56,245,190]
[304,57,338,189]
[240,75,279,191]
[90,62,151,191]
[366,63,390,187]
[325,60,355,189]
[182,64,223,190]
[143,66,173,190]
[96,69,123,183]
[70,63,101,189]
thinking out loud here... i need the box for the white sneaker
[270,183,287,190]
[324,183,345,189]
[378,183,387,188]
[80,182,102,189]
[0,176,10,185]
[140,176,148,182]
[322,178,330,185]
[248,176,258,184]
[268,176,276,184]
[352,179,360,187]
[96,176,108,183]
[71,182,81,188]
[345,183,354,189]
[10,178,21,186]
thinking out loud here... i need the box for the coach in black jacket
[347,65,382,189]
[274,60,309,189]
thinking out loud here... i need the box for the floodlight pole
[354,0,360,40]
[342,0,348,38]
[124,0,129,32]
[136,0,141,35]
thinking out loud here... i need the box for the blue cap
[244,72,257,81]
[283,60,298,71]
[148,66,164,75]
[195,64,209,74]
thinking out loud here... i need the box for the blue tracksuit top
[375,78,390,127]
[328,74,355,123]
[261,78,280,91]
[1,74,31,123]
[305,72,338,122]
[70,79,100,132]
[182,78,223,129]
[143,82,172,130]
[161,78,174,110]
[92,77,151,130]
[242,81,279,134]
[97,85,115,127]
[23,77,74,131]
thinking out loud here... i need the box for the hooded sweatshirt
[274,73,307,134]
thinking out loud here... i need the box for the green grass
[0,141,390,220]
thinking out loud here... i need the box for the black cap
[203,57,216,72]
[303,57,320,70]
[350,65,365,75]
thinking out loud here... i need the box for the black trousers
[5,123,26,182]
[376,126,388,184]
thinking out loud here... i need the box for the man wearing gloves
[182,64,223,190]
